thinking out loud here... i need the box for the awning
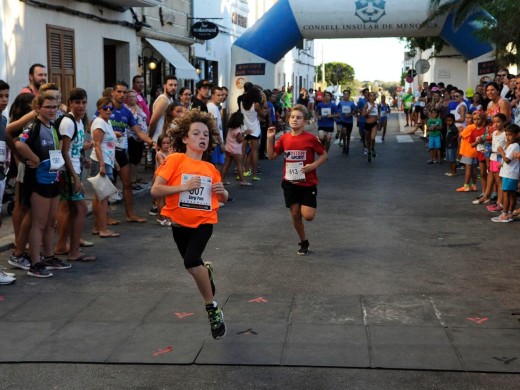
[145,38,199,80]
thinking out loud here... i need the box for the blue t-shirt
[267,101,276,124]
[108,104,137,150]
[337,100,356,123]
[357,98,367,124]
[379,103,390,120]
[316,101,337,128]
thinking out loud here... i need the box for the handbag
[87,173,118,200]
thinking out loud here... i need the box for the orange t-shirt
[155,153,222,228]
[459,124,478,158]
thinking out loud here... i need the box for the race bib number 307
[179,174,212,210]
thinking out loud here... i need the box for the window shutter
[46,25,76,102]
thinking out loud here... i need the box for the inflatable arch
[229,0,493,111]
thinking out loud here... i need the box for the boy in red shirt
[266,104,328,255]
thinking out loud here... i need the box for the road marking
[153,346,173,357]
[466,317,489,324]
[249,297,268,303]
[175,312,194,319]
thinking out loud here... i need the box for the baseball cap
[466,88,474,98]
[196,79,213,90]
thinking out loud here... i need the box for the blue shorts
[428,135,441,149]
[501,177,518,192]
[445,148,457,163]
[211,144,225,165]
[90,160,114,180]
[460,156,477,165]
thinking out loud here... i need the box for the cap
[431,86,440,92]
[196,79,213,90]
[466,88,474,98]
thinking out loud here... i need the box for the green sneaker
[205,301,226,339]
[252,176,261,181]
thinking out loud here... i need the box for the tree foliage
[316,62,355,88]
[403,0,520,67]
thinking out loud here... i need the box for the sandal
[67,253,97,262]
[99,231,120,238]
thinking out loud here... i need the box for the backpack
[52,113,78,142]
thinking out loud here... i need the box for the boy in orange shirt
[152,110,228,339]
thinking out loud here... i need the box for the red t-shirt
[155,153,222,228]
[273,131,325,187]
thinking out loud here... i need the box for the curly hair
[167,108,219,159]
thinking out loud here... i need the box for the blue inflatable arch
[229,0,493,110]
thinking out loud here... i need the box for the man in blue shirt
[356,88,369,154]
[315,91,338,151]
[110,81,156,223]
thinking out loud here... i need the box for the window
[47,25,76,102]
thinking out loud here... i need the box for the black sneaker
[371,149,376,158]
[297,240,309,255]
[149,206,158,216]
[27,262,53,278]
[42,256,71,270]
[8,253,31,270]
[205,301,226,339]
[205,262,216,296]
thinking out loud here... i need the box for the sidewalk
[0,163,154,253]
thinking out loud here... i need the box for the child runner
[426,109,442,164]
[336,89,356,155]
[151,109,228,339]
[221,111,251,186]
[444,114,459,176]
[456,112,478,192]
[491,124,519,222]
[315,91,338,151]
[361,91,379,162]
[154,134,172,226]
[266,104,328,255]
[378,95,391,142]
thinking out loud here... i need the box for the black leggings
[171,224,213,269]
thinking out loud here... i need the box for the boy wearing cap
[192,80,212,112]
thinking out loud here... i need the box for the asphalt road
[1,113,519,389]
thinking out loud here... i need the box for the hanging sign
[191,21,219,40]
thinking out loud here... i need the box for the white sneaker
[0,270,16,285]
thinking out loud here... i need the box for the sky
[316,37,408,82]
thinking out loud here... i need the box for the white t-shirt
[151,94,173,142]
[90,117,117,168]
[207,102,223,141]
[58,115,85,174]
[499,143,520,179]
[490,130,507,161]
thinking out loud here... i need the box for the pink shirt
[136,92,150,124]
[225,127,243,155]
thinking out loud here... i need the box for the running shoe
[243,170,252,177]
[470,184,478,192]
[149,206,158,216]
[8,253,31,270]
[0,270,16,285]
[206,301,226,339]
[205,262,216,296]
[297,240,309,256]
[252,176,261,181]
[42,256,72,270]
[363,148,368,155]
[371,149,376,158]
[491,213,513,223]
[456,186,470,192]
[27,262,53,278]
[487,203,503,212]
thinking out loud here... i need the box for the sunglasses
[101,105,114,111]
[41,105,58,110]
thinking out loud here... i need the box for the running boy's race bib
[179,174,212,210]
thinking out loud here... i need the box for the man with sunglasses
[497,68,510,98]
[108,81,156,223]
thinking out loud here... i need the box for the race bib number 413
[179,174,212,211]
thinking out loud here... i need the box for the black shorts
[318,126,334,133]
[365,121,378,131]
[339,122,353,132]
[282,180,317,208]
[115,149,129,168]
[33,181,61,199]
[128,137,144,165]
[171,224,213,269]
[245,134,260,141]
